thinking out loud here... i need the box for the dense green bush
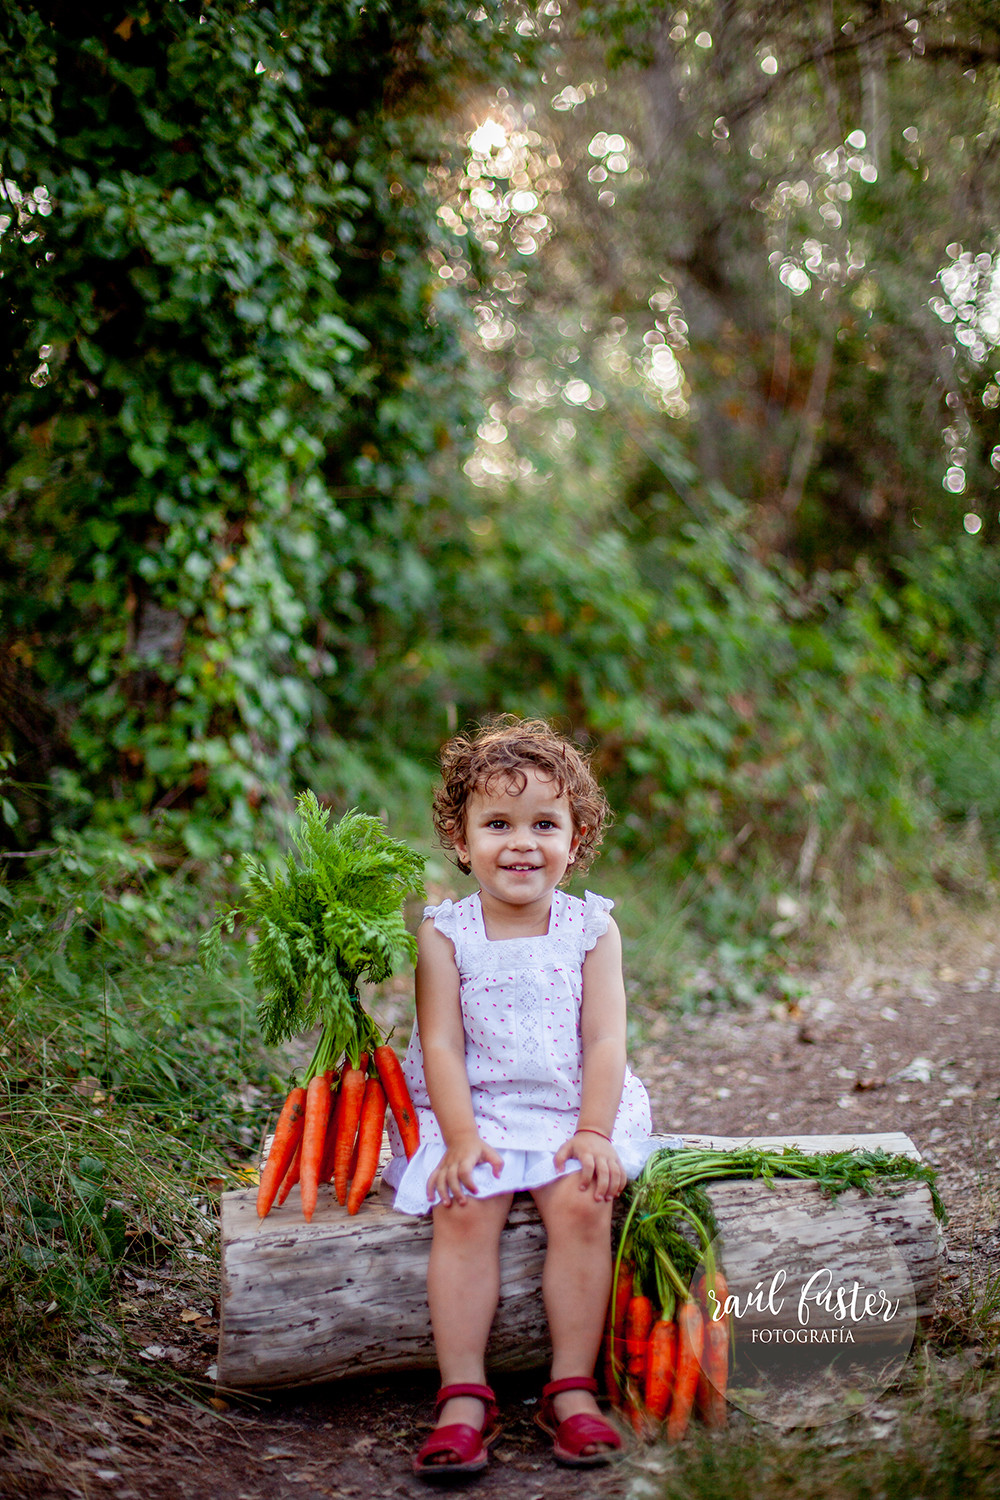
[339,472,942,890]
[0,0,531,854]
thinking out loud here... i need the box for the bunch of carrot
[602,1259,729,1440]
[256,1040,419,1221]
[602,1144,733,1440]
[199,799,429,1223]
[602,1140,945,1441]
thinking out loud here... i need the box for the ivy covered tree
[0,0,532,850]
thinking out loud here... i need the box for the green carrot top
[200,794,425,1056]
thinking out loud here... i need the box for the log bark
[216,1132,942,1392]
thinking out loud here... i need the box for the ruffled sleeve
[581,890,615,953]
[423,898,459,943]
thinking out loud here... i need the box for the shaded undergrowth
[0,836,276,1424]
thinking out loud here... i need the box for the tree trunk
[216,1132,942,1391]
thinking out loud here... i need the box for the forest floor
[2,899,999,1500]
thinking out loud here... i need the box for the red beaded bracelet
[575,1126,613,1143]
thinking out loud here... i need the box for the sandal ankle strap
[435,1382,496,1413]
[542,1376,599,1398]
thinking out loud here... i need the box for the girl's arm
[553,917,628,1202]
[415,918,503,1206]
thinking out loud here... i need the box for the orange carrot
[645,1317,677,1422]
[373,1044,420,1158]
[333,1054,368,1206]
[623,1291,656,1435]
[256,1085,306,1218]
[697,1312,729,1430]
[694,1271,729,1430]
[315,1070,340,1184]
[346,1076,387,1215]
[318,1102,339,1184]
[612,1262,634,1345]
[604,1260,633,1403]
[300,1072,333,1222]
[625,1293,655,1389]
[666,1298,704,1442]
[628,1397,650,1439]
[276,1138,303,1206]
[693,1267,729,1325]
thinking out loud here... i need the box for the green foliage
[1,831,270,1141]
[6,1153,126,1312]
[424,0,1000,734]
[2,0,999,970]
[202,795,425,1046]
[922,710,1000,841]
[898,542,1000,718]
[641,1392,1000,1500]
[0,0,533,849]
[359,471,941,902]
[0,835,277,1377]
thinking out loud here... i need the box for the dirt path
[3,918,998,1500]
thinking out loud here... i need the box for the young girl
[383,717,652,1479]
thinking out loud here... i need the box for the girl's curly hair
[432,716,611,878]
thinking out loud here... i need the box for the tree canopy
[3,0,999,887]
[441,0,1000,561]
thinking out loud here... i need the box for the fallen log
[216,1131,943,1392]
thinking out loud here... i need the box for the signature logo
[708,1268,902,1344]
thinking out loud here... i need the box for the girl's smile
[452,768,583,934]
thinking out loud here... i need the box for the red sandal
[535,1376,622,1468]
[412,1383,501,1481]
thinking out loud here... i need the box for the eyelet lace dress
[383,888,653,1215]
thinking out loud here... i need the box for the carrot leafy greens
[201,794,425,1217]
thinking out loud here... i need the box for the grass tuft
[639,1373,1000,1500]
[0,836,277,1413]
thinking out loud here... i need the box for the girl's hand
[554,1131,627,1202]
[427,1132,504,1207]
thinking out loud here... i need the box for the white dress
[383,888,653,1215]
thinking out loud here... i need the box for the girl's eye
[487,819,508,830]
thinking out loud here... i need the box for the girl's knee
[431,1194,512,1252]
[538,1177,613,1241]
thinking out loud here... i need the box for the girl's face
[452,767,582,911]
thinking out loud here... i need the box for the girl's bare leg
[531,1173,614,1449]
[426,1191,514,1446]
